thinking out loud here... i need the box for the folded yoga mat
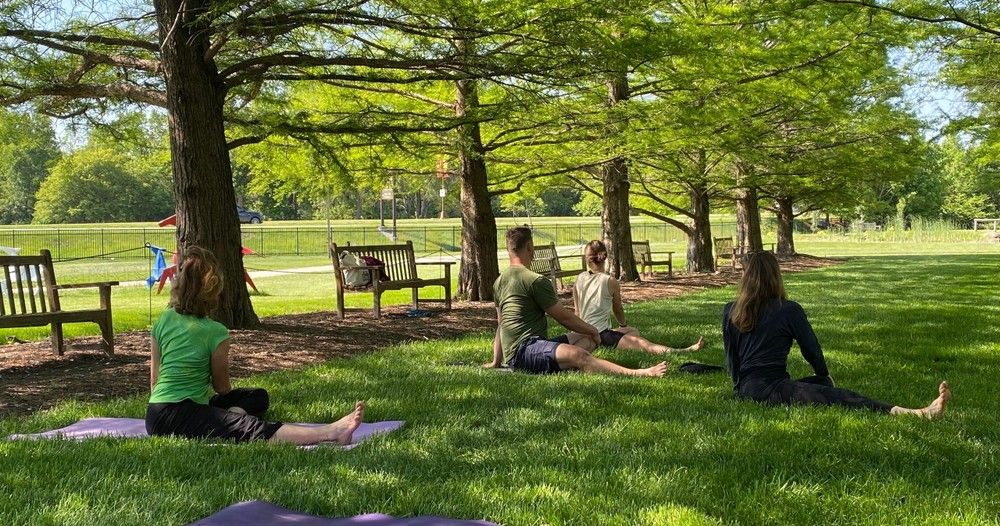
[188,501,498,526]
[8,418,404,450]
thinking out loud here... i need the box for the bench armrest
[54,281,119,290]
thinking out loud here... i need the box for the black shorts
[599,329,627,348]
[509,336,567,374]
[145,388,283,442]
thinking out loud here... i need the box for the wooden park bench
[329,241,453,319]
[714,237,776,269]
[0,249,117,355]
[632,240,674,278]
[529,242,583,290]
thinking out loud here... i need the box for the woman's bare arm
[610,278,627,328]
[150,338,161,391]
[210,339,234,395]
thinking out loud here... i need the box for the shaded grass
[1,255,999,524]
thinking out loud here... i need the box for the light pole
[436,158,450,220]
[391,174,397,240]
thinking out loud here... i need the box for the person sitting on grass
[146,246,365,445]
[567,239,705,354]
[484,226,667,377]
[722,250,950,418]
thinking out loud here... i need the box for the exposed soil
[0,255,838,417]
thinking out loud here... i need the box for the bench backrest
[714,237,734,259]
[529,242,561,275]
[0,249,59,317]
[330,241,418,282]
[632,240,652,261]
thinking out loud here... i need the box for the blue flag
[146,245,167,288]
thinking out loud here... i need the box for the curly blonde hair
[169,246,224,318]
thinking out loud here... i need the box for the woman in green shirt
[146,246,364,445]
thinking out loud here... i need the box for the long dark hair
[170,246,224,318]
[729,251,786,332]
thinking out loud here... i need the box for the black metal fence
[0,221,739,261]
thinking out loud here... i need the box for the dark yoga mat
[8,418,404,450]
[188,500,499,526]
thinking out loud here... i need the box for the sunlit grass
[1,255,997,524]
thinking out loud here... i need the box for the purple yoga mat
[8,418,404,449]
[188,500,498,526]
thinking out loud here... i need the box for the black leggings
[741,375,893,413]
[146,387,283,442]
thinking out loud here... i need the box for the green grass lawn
[1,255,998,524]
[4,239,999,343]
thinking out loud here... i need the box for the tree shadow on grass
[4,254,999,525]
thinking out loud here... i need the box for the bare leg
[566,332,597,351]
[269,401,365,445]
[889,382,951,419]
[554,344,667,377]
[616,330,705,355]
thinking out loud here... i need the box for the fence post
[56,228,61,260]
[424,226,428,251]
[296,228,300,256]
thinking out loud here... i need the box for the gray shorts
[510,335,569,374]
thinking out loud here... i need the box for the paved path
[117,254,463,288]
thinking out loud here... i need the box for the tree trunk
[354,189,364,219]
[735,185,763,252]
[154,0,258,328]
[601,74,639,281]
[776,196,796,257]
[687,182,715,272]
[455,77,498,301]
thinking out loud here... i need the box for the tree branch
[630,206,691,234]
[0,28,159,52]
[822,0,1000,37]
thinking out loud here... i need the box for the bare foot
[323,401,365,444]
[638,361,668,377]
[920,381,951,420]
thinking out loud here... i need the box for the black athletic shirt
[722,299,829,389]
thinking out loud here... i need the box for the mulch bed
[0,255,837,417]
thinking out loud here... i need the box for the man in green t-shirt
[485,226,668,377]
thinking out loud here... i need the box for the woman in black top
[722,251,950,418]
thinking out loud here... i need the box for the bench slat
[3,265,13,315]
[14,265,27,315]
[0,309,109,329]
[36,264,47,313]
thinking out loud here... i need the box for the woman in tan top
[568,240,704,353]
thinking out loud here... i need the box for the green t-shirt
[494,265,558,366]
[149,307,230,404]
